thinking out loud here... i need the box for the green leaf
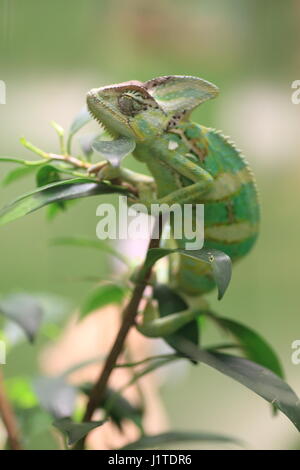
[67,107,92,153]
[79,133,102,159]
[5,377,38,408]
[169,337,300,432]
[16,406,53,442]
[53,417,107,446]
[81,385,143,432]
[36,164,66,217]
[34,377,76,419]
[2,165,37,186]
[120,431,242,450]
[104,389,143,432]
[50,120,64,137]
[92,136,136,167]
[46,201,66,220]
[0,178,132,226]
[143,247,232,299]
[153,284,199,358]
[81,283,127,318]
[52,236,128,265]
[209,315,284,378]
[36,164,61,187]
[0,293,43,342]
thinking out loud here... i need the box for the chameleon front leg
[157,151,213,205]
[137,151,214,210]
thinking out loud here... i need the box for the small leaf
[143,247,232,299]
[52,236,128,265]
[5,377,38,408]
[53,417,106,446]
[0,178,132,226]
[81,283,127,318]
[120,431,242,450]
[92,136,136,167]
[34,377,76,419]
[50,121,64,137]
[67,107,92,153]
[36,164,61,187]
[81,385,143,432]
[0,293,43,342]
[16,406,53,442]
[79,133,102,159]
[169,337,300,432]
[46,201,66,220]
[36,164,66,217]
[209,315,284,378]
[105,390,143,432]
[2,165,37,186]
[69,108,92,136]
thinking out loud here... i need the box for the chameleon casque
[87,75,259,332]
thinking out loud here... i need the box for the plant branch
[0,369,23,450]
[74,215,163,450]
[114,353,178,368]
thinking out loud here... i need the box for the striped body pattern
[135,122,259,296]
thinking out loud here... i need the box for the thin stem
[114,353,178,368]
[74,215,163,450]
[0,369,23,450]
[50,121,66,155]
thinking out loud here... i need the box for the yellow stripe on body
[204,167,254,202]
[205,221,258,243]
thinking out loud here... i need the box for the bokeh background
[0,0,300,449]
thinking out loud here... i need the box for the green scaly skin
[87,75,260,304]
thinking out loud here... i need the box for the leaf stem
[114,353,178,368]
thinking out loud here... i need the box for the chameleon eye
[118,94,144,117]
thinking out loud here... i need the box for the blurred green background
[0,0,299,449]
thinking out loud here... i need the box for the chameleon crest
[87,75,218,140]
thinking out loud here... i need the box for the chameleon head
[87,80,169,141]
[87,76,219,141]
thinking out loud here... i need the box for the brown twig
[74,215,163,450]
[0,369,23,450]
